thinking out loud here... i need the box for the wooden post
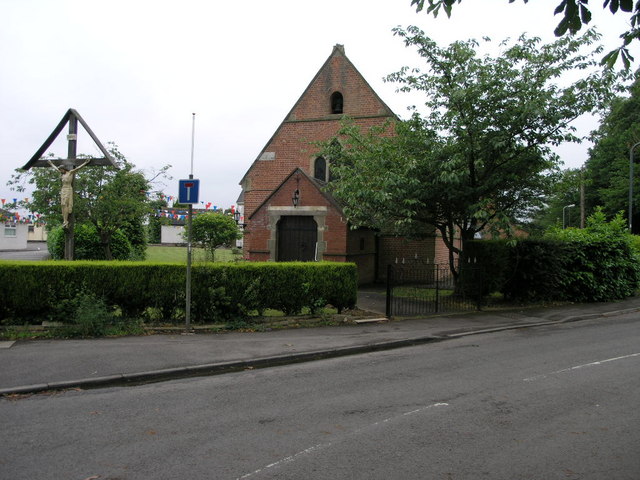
[23,110,119,262]
[64,116,78,260]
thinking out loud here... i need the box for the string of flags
[156,205,236,221]
[0,212,45,225]
[156,193,225,211]
[1,198,24,207]
[1,194,238,225]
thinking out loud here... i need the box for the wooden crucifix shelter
[22,108,119,260]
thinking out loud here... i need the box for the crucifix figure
[23,109,118,260]
[47,159,90,228]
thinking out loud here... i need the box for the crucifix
[22,109,118,260]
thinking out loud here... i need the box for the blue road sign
[178,178,200,204]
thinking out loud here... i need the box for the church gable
[285,44,395,122]
[239,45,397,279]
[240,44,396,207]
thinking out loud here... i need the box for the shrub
[47,224,133,260]
[0,261,358,325]
[461,209,640,302]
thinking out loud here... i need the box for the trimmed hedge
[462,237,640,302]
[0,261,358,324]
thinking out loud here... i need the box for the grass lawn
[145,245,241,263]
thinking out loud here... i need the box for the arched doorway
[277,216,318,261]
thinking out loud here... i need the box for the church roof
[240,44,396,185]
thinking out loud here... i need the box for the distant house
[235,191,244,249]
[158,208,190,245]
[0,210,28,250]
[27,224,48,242]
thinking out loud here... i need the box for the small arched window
[330,92,343,114]
[314,157,327,182]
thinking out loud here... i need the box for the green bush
[461,210,640,302]
[460,240,512,296]
[47,224,133,260]
[0,261,358,325]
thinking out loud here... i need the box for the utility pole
[580,166,585,229]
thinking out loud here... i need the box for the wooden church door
[277,216,317,262]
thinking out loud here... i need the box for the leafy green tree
[188,212,240,261]
[528,167,583,234]
[413,0,640,68]
[8,144,155,260]
[546,206,629,239]
[322,28,621,278]
[584,77,640,231]
[147,193,170,244]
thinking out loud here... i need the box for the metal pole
[580,166,585,229]
[185,199,193,332]
[385,264,392,318]
[563,204,575,229]
[190,113,196,176]
[630,142,640,232]
[185,114,196,333]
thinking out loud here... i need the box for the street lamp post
[629,141,640,232]
[563,204,576,229]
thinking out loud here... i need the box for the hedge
[47,224,134,260]
[0,261,358,324]
[462,237,640,302]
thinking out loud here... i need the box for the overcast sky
[1,0,636,211]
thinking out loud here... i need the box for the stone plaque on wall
[259,152,275,161]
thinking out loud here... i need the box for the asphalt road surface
[0,241,49,260]
[2,314,639,479]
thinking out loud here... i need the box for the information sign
[178,178,200,204]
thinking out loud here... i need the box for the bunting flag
[0,192,237,225]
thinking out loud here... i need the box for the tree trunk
[100,230,113,260]
[64,213,75,261]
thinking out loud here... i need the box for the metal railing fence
[385,263,484,317]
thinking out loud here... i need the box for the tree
[322,28,622,279]
[8,144,157,260]
[528,167,582,234]
[584,76,640,230]
[412,0,640,68]
[188,212,240,261]
[147,193,170,244]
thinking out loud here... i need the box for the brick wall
[242,45,395,269]
[242,45,395,221]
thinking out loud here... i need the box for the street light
[629,141,640,232]
[563,204,576,229]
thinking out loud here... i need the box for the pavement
[2,290,640,396]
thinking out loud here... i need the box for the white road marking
[524,352,640,382]
[236,402,449,479]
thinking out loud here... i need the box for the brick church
[238,45,453,284]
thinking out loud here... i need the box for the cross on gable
[22,108,119,170]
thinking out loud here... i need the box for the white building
[160,225,186,245]
[0,222,29,250]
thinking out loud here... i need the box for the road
[0,241,49,260]
[2,314,639,479]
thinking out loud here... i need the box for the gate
[277,216,318,262]
[385,264,483,317]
